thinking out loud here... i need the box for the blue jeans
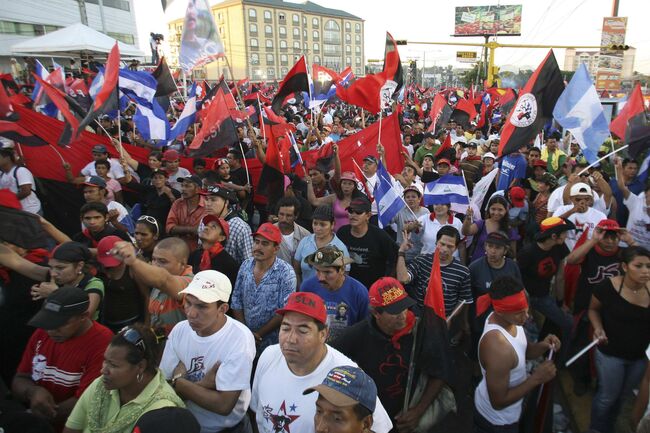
[590,349,647,433]
[529,294,573,361]
[473,409,519,433]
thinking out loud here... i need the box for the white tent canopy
[11,23,145,58]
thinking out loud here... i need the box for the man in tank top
[474,276,560,433]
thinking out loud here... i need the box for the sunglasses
[348,209,367,215]
[119,326,146,354]
[137,215,160,235]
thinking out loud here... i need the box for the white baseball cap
[482,152,496,160]
[179,270,232,303]
[570,182,592,197]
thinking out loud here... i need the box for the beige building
[168,0,364,81]
[564,47,636,79]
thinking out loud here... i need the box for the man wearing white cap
[160,270,256,433]
[552,182,606,249]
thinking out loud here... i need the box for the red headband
[476,291,528,317]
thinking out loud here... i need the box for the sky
[134,0,650,75]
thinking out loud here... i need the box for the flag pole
[377,171,420,221]
[577,144,629,176]
[377,108,383,146]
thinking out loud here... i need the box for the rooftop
[221,0,363,20]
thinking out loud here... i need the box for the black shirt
[72,225,131,248]
[336,224,398,289]
[517,242,569,297]
[188,248,240,287]
[142,186,180,235]
[573,247,621,313]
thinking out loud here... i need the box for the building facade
[0,0,139,72]
[564,47,636,79]
[167,0,364,81]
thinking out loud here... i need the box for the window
[312,30,319,40]
[303,16,307,25]
[266,39,273,48]
[303,29,307,38]
[293,28,300,38]
[279,26,286,36]
[249,23,258,34]
[294,55,301,61]
[313,43,319,52]
[249,9,257,19]
[356,56,361,66]
[345,45,351,54]
[107,32,134,44]
[355,23,361,32]
[323,20,341,44]
[251,53,260,64]
[313,55,320,64]
[312,17,319,27]
[266,54,274,64]
[217,12,223,21]
[265,25,272,36]
[346,57,351,65]
[304,42,308,50]
[0,21,61,36]
[345,34,351,43]
[264,10,272,21]
[345,22,351,31]
[356,68,362,75]
[293,41,300,49]
[252,68,263,80]
[278,13,286,22]
[250,38,258,47]
[267,68,275,77]
[281,67,288,75]
[280,40,287,49]
[355,34,361,44]
[293,14,299,24]
[85,0,129,11]
[355,46,361,54]
[281,54,288,64]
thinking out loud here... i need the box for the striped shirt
[406,255,473,315]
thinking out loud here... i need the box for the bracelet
[397,251,406,258]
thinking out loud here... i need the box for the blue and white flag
[639,153,650,184]
[31,60,58,117]
[31,60,49,102]
[423,174,469,206]
[287,131,303,169]
[89,68,104,100]
[168,83,196,142]
[553,63,609,164]
[118,68,170,141]
[374,162,405,228]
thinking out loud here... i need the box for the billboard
[454,5,523,36]
[595,17,627,91]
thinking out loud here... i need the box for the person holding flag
[474,275,559,433]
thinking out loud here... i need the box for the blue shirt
[496,153,527,191]
[231,257,296,351]
[300,275,369,340]
[294,234,350,282]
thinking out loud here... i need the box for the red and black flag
[189,80,239,157]
[0,120,47,147]
[152,57,177,97]
[610,84,649,158]
[77,42,120,139]
[451,97,478,129]
[257,134,290,206]
[271,56,310,114]
[32,74,80,146]
[498,50,564,157]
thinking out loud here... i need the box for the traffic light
[609,44,630,50]
[395,40,408,45]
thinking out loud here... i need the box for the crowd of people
[0,72,649,433]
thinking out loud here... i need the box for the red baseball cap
[162,149,180,161]
[202,215,230,239]
[596,219,621,232]
[276,292,327,324]
[533,159,547,168]
[436,158,451,167]
[253,222,282,244]
[96,235,123,268]
[509,187,526,208]
[368,277,416,314]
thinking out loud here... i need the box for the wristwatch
[171,373,184,388]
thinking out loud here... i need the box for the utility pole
[76,0,88,25]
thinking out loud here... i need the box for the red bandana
[199,243,224,271]
[476,291,528,317]
[390,310,416,349]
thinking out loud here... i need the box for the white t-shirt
[624,192,650,249]
[160,318,256,432]
[0,166,41,214]
[547,185,607,215]
[251,344,393,433]
[415,213,464,256]
[552,205,606,250]
[80,158,125,180]
[168,167,192,192]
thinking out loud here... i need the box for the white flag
[470,167,498,210]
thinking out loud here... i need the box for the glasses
[137,215,159,236]
[348,209,366,215]
[119,326,146,353]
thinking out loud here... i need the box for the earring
[136,372,143,383]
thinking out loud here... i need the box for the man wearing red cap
[332,277,455,432]
[474,276,559,433]
[162,149,190,193]
[250,291,393,433]
[188,215,239,285]
[231,222,296,352]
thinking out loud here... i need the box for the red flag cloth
[498,50,564,158]
[32,74,79,141]
[452,98,479,129]
[563,228,590,307]
[609,84,645,140]
[0,81,12,117]
[427,93,447,132]
[190,81,238,155]
[271,56,309,114]
[434,134,452,158]
[351,158,373,201]
[424,248,446,320]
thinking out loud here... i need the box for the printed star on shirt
[270,401,300,433]
[289,403,297,412]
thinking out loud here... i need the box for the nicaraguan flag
[31,60,49,102]
[89,69,104,100]
[168,83,196,142]
[424,174,469,206]
[374,161,405,228]
[638,153,650,184]
[553,63,609,164]
[287,131,303,169]
[118,68,169,141]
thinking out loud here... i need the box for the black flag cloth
[498,50,564,157]
[271,56,309,114]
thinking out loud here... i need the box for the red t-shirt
[16,321,113,402]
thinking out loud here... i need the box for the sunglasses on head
[119,326,146,354]
[137,215,160,235]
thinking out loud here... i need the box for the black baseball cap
[28,287,90,330]
[132,407,200,433]
[346,197,372,213]
[199,184,232,201]
[181,175,202,188]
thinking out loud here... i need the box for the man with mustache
[231,223,296,353]
[273,197,310,265]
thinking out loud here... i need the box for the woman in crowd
[410,201,464,259]
[463,195,519,262]
[588,246,650,433]
[306,171,362,231]
[63,325,184,433]
[121,149,163,187]
[293,205,350,288]
[134,216,160,262]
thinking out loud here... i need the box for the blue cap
[83,175,107,188]
[303,366,377,412]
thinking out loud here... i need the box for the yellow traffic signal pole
[398,39,624,86]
